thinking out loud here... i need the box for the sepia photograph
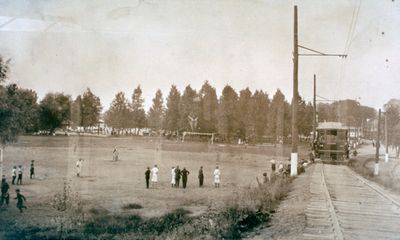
[0,0,400,239]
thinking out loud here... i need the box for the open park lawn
[1,136,308,229]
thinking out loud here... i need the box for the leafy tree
[147,89,164,131]
[104,92,131,131]
[164,85,181,132]
[218,85,238,141]
[0,57,39,176]
[199,81,218,133]
[39,93,72,133]
[179,85,200,131]
[0,56,10,83]
[131,85,146,132]
[384,99,400,155]
[81,88,102,129]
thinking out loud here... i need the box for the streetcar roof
[317,122,348,130]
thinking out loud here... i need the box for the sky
[0,0,399,112]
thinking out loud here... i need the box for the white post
[374,163,379,176]
[291,152,298,176]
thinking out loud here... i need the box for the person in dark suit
[175,166,181,188]
[145,167,151,189]
[198,166,204,187]
[181,168,190,189]
[1,177,10,207]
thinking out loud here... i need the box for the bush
[121,203,143,210]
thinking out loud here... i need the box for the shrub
[121,203,143,210]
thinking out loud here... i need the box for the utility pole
[374,109,381,175]
[313,74,317,143]
[290,5,299,177]
[385,113,389,162]
[289,6,346,176]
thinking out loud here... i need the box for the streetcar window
[328,130,337,136]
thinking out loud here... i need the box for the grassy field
[1,136,308,238]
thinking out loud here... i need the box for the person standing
[112,146,119,161]
[145,167,151,189]
[15,189,27,213]
[17,165,23,185]
[214,166,221,188]
[30,160,35,179]
[171,166,176,187]
[181,168,190,189]
[76,158,83,177]
[1,177,10,207]
[271,159,276,173]
[174,166,181,188]
[198,166,204,187]
[151,164,159,188]
[11,166,17,185]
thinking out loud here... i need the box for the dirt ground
[244,164,313,240]
[352,142,400,194]
[0,136,309,229]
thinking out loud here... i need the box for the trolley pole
[385,113,389,162]
[312,74,317,144]
[374,109,381,175]
[291,5,299,177]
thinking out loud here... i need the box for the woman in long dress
[213,165,221,188]
[151,164,159,188]
[171,166,176,187]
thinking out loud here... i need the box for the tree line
[1,55,384,145]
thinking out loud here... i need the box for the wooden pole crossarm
[298,45,347,58]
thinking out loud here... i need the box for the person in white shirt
[76,158,83,177]
[11,166,17,185]
[151,164,159,188]
[17,165,23,185]
[171,166,176,187]
[214,165,221,188]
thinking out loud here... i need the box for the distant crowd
[143,164,221,189]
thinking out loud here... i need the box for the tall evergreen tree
[297,98,313,136]
[164,85,181,132]
[237,88,253,140]
[179,85,200,131]
[131,85,146,131]
[218,85,238,140]
[199,81,218,133]
[148,89,164,131]
[269,89,286,142]
[71,95,82,128]
[104,92,131,131]
[251,90,270,142]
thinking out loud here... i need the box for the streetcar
[315,122,349,162]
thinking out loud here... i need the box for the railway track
[303,163,400,240]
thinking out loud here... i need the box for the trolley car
[315,122,349,162]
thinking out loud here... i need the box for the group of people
[1,177,28,213]
[145,165,221,189]
[0,160,35,213]
[9,160,35,185]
